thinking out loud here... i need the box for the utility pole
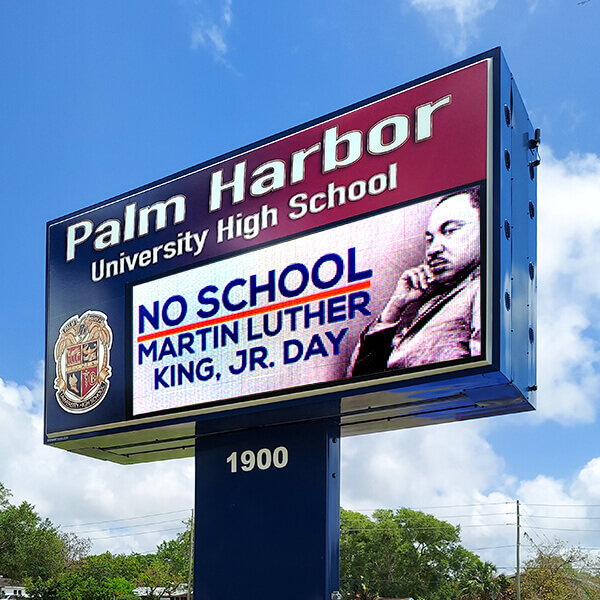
[516,500,521,600]
[187,508,195,600]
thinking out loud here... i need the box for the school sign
[45,48,537,466]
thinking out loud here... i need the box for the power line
[349,501,512,512]
[74,500,600,559]
[524,525,600,532]
[61,508,192,529]
[419,510,512,517]
[344,510,514,521]
[64,501,600,532]
[521,513,600,520]
[523,502,600,508]
[342,523,514,532]
[87,526,186,541]
[520,513,552,547]
[64,517,186,536]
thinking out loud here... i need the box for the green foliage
[340,507,504,600]
[0,481,92,581]
[456,561,512,600]
[60,531,93,569]
[24,538,191,599]
[520,541,600,600]
[25,553,145,600]
[340,509,375,599]
[0,498,66,580]
[135,558,186,600]
[26,576,70,600]
[74,551,149,584]
[0,481,194,599]
[155,516,193,579]
[69,573,137,600]
[27,571,137,600]
[0,481,12,509]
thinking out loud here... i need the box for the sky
[1,0,600,576]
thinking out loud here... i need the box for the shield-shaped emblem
[54,312,113,414]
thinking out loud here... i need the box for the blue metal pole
[194,415,340,600]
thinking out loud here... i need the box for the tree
[520,540,600,600]
[340,509,376,600]
[27,571,137,600]
[26,553,142,600]
[26,576,70,600]
[340,507,503,600]
[0,481,194,598]
[73,551,144,583]
[134,558,185,600]
[456,560,512,600]
[155,516,193,581]
[24,523,192,600]
[60,531,93,570]
[0,481,11,508]
[0,481,94,596]
[0,498,66,580]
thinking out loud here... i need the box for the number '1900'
[226,447,289,473]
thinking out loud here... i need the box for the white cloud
[406,0,496,55]
[535,148,600,424]
[187,0,234,64]
[342,421,503,510]
[341,421,600,573]
[409,0,496,23]
[0,373,194,556]
[515,464,600,555]
[341,421,520,570]
[573,457,600,500]
[223,0,232,25]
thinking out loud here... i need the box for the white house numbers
[226,446,289,474]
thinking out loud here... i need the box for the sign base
[194,414,341,600]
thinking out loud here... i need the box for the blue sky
[1,0,600,572]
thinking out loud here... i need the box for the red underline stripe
[136,280,372,343]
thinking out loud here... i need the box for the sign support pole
[194,413,341,600]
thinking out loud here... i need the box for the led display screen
[131,184,483,416]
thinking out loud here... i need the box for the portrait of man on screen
[348,186,481,376]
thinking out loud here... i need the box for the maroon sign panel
[187,59,488,256]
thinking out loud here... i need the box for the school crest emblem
[54,311,113,414]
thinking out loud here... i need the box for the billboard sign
[45,48,537,463]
